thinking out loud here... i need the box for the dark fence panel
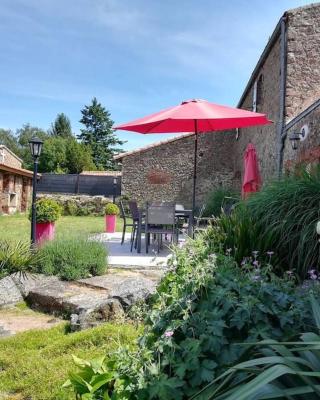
[38,173,121,197]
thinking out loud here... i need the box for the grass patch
[0,214,129,244]
[0,322,140,400]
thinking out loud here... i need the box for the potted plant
[30,198,62,244]
[105,203,119,233]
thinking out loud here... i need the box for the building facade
[0,145,34,214]
[115,4,320,207]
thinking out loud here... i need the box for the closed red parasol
[242,143,262,199]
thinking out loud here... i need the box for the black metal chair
[119,201,135,246]
[145,202,177,253]
[128,200,142,252]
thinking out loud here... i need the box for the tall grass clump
[203,187,239,217]
[0,240,41,278]
[37,238,107,280]
[246,168,320,277]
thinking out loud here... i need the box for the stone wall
[0,173,32,214]
[0,146,22,169]
[234,37,281,184]
[286,4,320,120]
[120,132,236,208]
[283,102,320,172]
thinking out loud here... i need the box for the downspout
[277,14,288,177]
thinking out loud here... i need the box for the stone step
[26,270,158,331]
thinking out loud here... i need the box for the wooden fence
[37,173,121,197]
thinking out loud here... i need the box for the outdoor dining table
[136,207,193,253]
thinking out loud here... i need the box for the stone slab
[0,276,23,307]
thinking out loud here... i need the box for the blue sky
[0,0,311,151]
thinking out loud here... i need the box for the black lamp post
[113,177,117,204]
[29,137,43,244]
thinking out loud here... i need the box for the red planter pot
[105,215,117,233]
[36,222,55,244]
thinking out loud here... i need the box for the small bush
[105,203,120,215]
[37,238,107,280]
[0,240,41,278]
[30,198,62,223]
[203,187,239,217]
[64,200,78,216]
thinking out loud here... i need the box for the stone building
[0,145,34,214]
[115,3,320,207]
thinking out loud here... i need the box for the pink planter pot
[105,215,117,233]
[36,222,55,244]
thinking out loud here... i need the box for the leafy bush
[105,203,120,215]
[64,200,78,216]
[67,234,316,399]
[205,169,320,278]
[30,198,62,223]
[193,295,320,400]
[203,187,239,217]
[246,169,320,277]
[0,240,41,278]
[37,238,107,280]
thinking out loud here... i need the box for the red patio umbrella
[114,99,271,222]
[241,143,262,199]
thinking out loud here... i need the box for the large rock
[78,273,157,308]
[0,276,23,307]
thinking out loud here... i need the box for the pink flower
[164,330,174,337]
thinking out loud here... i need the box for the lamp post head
[289,132,300,151]
[29,136,43,159]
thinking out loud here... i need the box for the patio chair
[128,200,142,252]
[194,204,214,233]
[145,202,177,253]
[119,201,135,246]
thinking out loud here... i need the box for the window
[252,74,264,112]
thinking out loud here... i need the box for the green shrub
[37,238,107,280]
[64,200,78,216]
[246,169,320,277]
[105,203,120,215]
[66,234,316,399]
[0,240,41,278]
[30,198,62,223]
[203,187,239,217]
[193,295,320,400]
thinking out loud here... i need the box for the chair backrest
[128,200,140,221]
[175,204,185,211]
[119,201,126,222]
[146,202,175,225]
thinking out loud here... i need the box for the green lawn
[0,321,140,400]
[0,214,127,243]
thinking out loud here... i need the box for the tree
[50,113,73,138]
[65,140,96,174]
[16,124,49,169]
[38,136,68,173]
[78,97,124,170]
[0,129,20,157]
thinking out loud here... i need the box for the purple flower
[164,330,174,337]
[251,274,261,282]
[253,260,260,267]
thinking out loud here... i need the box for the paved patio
[93,232,181,268]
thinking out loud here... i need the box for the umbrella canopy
[114,99,271,229]
[114,99,271,133]
[242,143,262,199]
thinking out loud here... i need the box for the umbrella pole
[192,120,198,233]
